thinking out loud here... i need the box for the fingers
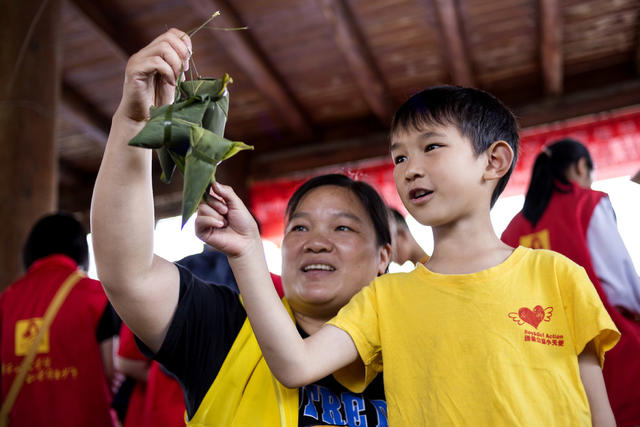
[203,189,229,216]
[142,29,191,82]
[126,29,190,86]
[196,206,224,228]
[155,29,192,77]
[210,182,244,213]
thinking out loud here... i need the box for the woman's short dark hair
[22,212,89,270]
[285,174,391,248]
[522,138,593,226]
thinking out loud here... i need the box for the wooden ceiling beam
[318,0,394,123]
[61,0,144,144]
[58,160,97,219]
[59,160,187,219]
[250,79,640,179]
[428,0,474,87]
[540,0,563,96]
[250,132,390,179]
[187,0,314,140]
[514,79,640,127]
[67,0,141,57]
[60,81,110,144]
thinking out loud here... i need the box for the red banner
[251,107,640,243]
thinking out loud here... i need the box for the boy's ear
[378,243,392,275]
[483,140,514,181]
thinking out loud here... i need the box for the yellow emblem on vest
[519,229,551,250]
[15,318,49,356]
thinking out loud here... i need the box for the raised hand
[195,183,262,258]
[117,28,192,124]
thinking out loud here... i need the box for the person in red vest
[114,323,151,427]
[502,138,640,427]
[0,212,121,426]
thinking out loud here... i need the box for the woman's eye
[393,155,406,165]
[336,225,353,232]
[290,225,307,232]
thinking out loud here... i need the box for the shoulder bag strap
[0,270,85,427]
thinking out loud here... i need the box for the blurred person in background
[388,207,429,266]
[0,212,120,426]
[502,138,640,427]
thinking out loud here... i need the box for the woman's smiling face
[281,185,388,319]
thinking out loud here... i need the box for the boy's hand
[195,183,262,258]
[116,28,192,124]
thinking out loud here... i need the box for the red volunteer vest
[502,183,640,427]
[118,324,149,427]
[0,255,114,426]
[142,362,185,427]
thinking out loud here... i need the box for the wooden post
[0,0,62,288]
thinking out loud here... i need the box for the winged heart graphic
[508,305,553,329]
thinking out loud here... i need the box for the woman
[91,29,390,426]
[502,138,640,315]
[501,138,640,427]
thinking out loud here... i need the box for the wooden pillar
[0,0,62,288]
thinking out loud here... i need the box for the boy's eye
[290,224,307,232]
[393,155,406,165]
[425,144,440,152]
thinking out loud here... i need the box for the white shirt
[587,197,640,315]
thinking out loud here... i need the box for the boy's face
[390,124,490,227]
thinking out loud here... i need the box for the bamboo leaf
[128,97,209,150]
[157,146,176,183]
[127,72,253,228]
[180,126,253,225]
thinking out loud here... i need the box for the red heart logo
[518,305,545,328]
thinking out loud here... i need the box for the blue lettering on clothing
[371,400,388,427]
[302,384,321,418]
[320,386,346,424]
[342,392,366,426]
[300,384,387,426]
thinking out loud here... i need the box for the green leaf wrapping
[128,74,253,226]
[182,127,253,223]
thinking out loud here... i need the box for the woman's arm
[196,183,359,387]
[578,340,615,427]
[115,356,150,383]
[91,29,191,352]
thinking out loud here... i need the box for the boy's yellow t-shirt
[327,246,619,426]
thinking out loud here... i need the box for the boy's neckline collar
[415,246,527,279]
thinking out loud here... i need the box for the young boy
[200,86,619,426]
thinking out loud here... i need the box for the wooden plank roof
[48,0,640,219]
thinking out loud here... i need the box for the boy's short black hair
[285,174,391,248]
[390,85,519,207]
[22,212,89,270]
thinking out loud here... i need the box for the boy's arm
[91,29,191,353]
[578,340,615,427]
[196,183,360,387]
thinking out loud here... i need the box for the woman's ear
[378,243,392,275]
[572,157,593,188]
[483,140,514,181]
